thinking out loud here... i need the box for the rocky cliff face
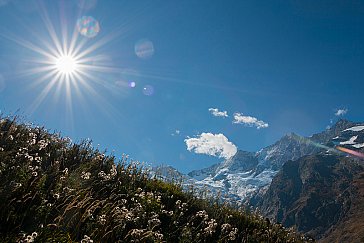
[257,154,364,242]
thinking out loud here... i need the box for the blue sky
[0,0,363,172]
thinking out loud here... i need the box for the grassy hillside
[0,117,312,242]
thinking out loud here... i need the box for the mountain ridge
[185,119,362,203]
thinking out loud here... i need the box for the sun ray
[68,20,82,56]
[1,33,56,60]
[38,3,63,56]
[59,2,69,58]
[73,31,120,60]
[27,73,61,114]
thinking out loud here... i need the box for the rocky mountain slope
[257,154,364,242]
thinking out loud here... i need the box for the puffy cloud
[335,108,348,116]
[184,133,237,159]
[208,108,228,118]
[232,113,268,129]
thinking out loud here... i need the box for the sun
[55,54,79,75]
[7,5,129,117]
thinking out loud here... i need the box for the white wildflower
[228,228,238,241]
[98,214,107,225]
[154,232,163,240]
[81,171,91,180]
[63,187,75,193]
[63,168,68,175]
[129,229,145,238]
[148,214,161,229]
[196,210,209,220]
[120,199,127,204]
[81,235,93,243]
[203,218,217,235]
[98,170,111,180]
[38,139,48,150]
[221,223,231,233]
[110,164,117,177]
[14,183,22,188]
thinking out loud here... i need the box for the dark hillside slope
[0,118,311,242]
[258,154,364,242]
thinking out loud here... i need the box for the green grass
[0,117,313,242]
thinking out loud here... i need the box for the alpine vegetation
[0,117,311,242]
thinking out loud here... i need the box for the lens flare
[128,81,136,88]
[142,85,154,96]
[288,134,364,160]
[336,146,364,159]
[77,16,100,38]
[135,39,154,59]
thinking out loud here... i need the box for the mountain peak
[333,118,353,128]
[323,119,356,135]
[282,132,298,139]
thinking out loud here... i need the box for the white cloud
[232,113,268,129]
[184,133,237,159]
[335,108,348,116]
[208,108,228,118]
[171,129,181,136]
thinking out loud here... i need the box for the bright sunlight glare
[55,55,78,75]
[5,3,131,116]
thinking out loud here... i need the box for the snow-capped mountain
[255,132,321,172]
[187,150,273,202]
[332,125,364,149]
[186,119,364,203]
